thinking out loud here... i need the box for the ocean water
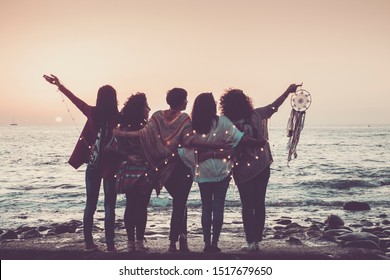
[1,124,389,230]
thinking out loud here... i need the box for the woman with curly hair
[109,93,159,252]
[219,84,301,252]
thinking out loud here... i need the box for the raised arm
[43,74,90,116]
[270,83,302,110]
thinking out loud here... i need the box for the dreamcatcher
[286,88,312,165]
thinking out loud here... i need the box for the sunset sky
[1,0,389,126]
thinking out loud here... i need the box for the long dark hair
[219,88,254,121]
[95,85,118,126]
[119,92,148,130]
[191,92,217,135]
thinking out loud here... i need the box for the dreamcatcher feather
[286,89,312,165]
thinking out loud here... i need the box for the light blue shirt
[178,116,244,183]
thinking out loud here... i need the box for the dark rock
[0,229,3,235]
[343,201,370,211]
[273,226,285,231]
[361,226,383,234]
[360,219,374,227]
[378,214,388,218]
[337,232,380,246]
[277,219,292,225]
[374,233,388,239]
[281,223,304,235]
[19,229,42,239]
[324,228,353,237]
[379,238,390,249]
[15,226,36,234]
[308,224,321,231]
[349,223,363,228]
[48,224,70,235]
[318,233,338,243]
[286,237,303,245]
[344,240,380,250]
[37,226,51,232]
[273,234,284,239]
[280,216,292,219]
[382,220,390,225]
[325,214,344,229]
[0,230,18,240]
[284,222,302,230]
[68,220,82,227]
[306,230,322,238]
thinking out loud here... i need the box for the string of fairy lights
[144,124,270,180]
[55,78,276,181]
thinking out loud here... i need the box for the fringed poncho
[139,110,192,184]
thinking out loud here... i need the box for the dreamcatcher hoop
[290,89,312,112]
[287,88,312,165]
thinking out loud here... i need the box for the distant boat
[10,117,18,126]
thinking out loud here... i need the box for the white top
[178,115,244,183]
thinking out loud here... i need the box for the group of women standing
[44,74,300,253]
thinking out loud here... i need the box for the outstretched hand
[43,74,61,86]
[286,83,303,94]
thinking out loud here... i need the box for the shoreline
[1,210,389,260]
[0,231,384,260]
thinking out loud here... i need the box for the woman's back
[139,110,192,184]
[179,115,243,183]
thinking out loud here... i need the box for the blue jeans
[84,164,117,247]
[198,177,230,245]
[237,166,270,243]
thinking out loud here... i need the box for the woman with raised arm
[219,84,301,252]
[43,74,119,252]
